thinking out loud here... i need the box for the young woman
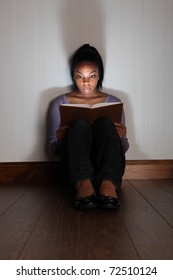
[48,44,129,209]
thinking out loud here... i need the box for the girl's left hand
[114,122,127,139]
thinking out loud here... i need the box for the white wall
[0,0,173,162]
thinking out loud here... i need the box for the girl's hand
[114,122,127,139]
[56,126,69,142]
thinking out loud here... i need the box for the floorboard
[120,180,173,259]
[0,183,54,259]
[130,179,173,227]
[78,209,139,260]
[19,185,80,260]
[0,179,173,260]
[0,184,27,217]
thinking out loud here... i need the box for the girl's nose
[83,77,90,83]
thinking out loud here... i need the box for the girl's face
[73,62,99,97]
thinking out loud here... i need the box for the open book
[59,102,123,126]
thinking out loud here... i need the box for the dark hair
[70,44,104,89]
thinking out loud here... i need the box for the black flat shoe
[99,195,120,209]
[75,194,98,210]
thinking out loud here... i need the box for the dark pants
[61,117,125,192]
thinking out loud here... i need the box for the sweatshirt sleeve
[120,109,129,154]
[48,95,64,155]
[107,94,129,154]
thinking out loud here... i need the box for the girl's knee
[93,117,114,129]
[71,118,90,127]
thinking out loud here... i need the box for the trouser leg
[92,117,125,191]
[66,119,94,185]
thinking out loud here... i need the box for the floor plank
[120,180,173,259]
[78,209,139,260]
[130,179,173,227]
[0,183,54,259]
[19,185,80,260]
[0,184,27,217]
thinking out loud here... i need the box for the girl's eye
[90,75,96,79]
[75,75,83,80]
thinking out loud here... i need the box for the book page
[60,104,90,108]
[91,102,121,108]
[60,102,121,109]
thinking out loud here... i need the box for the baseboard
[0,160,173,183]
[0,162,57,183]
[124,160,173,179]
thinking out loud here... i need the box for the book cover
[59,102,123,126]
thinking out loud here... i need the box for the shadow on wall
[58,0,106,63]
[27,86,71,162]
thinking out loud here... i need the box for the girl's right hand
[56,126,69,142]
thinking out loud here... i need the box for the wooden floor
[0,179,173,260]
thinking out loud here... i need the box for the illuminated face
[73,62,99,96]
